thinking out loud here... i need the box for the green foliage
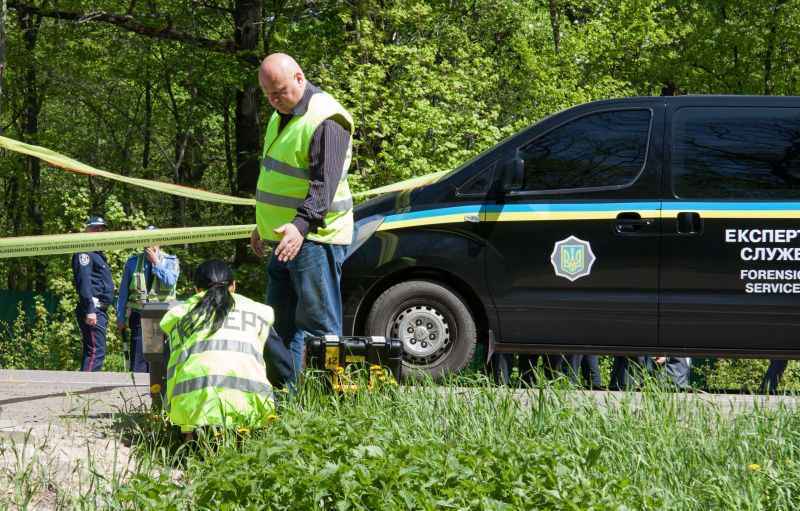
[3,0,800,378]
[95,381,800,509]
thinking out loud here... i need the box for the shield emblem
[560,244,585,275]
[551,236,596,282]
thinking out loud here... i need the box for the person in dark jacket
[71,216,115,371]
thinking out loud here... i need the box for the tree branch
[8,0,238,53]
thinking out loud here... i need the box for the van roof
[579,95,800,109]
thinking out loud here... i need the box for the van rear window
[672,107,800,199]
[519,109,651,192]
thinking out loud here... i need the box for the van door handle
[615,212,653,234]
[676,212,703,235]
[464,214,480,223]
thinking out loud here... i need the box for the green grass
[60,373,800,510]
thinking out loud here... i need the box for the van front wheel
[365,280,477,379]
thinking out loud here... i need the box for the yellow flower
[747,464,761,472]
[236,427,250,434]
[150,383,162,394]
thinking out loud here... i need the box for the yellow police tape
[353,169,450,197]
[0,136,452,258]
[0,136,255,206]
[0,135,449,200]
[0,225,256,259]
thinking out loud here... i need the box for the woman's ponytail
[176,260,236,341]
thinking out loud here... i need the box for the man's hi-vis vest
[128,254,177,309]
[256,91,354,245]
[161,293,275,433]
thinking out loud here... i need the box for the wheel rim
[390,304,452,366]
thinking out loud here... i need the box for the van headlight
[348,215,384,257]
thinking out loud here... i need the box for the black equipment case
[305,335,403,391]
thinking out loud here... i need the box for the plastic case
[305,335,403,391]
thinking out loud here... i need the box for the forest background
[0,0,796,388]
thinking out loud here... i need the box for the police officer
[116,225,180,373]
[72,216,114,372]
[760,359,788,394]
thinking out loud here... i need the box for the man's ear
[229,281,237,293]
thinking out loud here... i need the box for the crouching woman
[160,259,275,438]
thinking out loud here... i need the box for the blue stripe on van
[381,201,800,225]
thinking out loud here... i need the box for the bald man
[251,53,355,385]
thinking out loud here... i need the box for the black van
[342,96,800,378]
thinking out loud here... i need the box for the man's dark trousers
[761,359,789,394]
[76,308,108,372]
[519,354,564,385]
[609,356,650,390]
[566,354,603,388]
[266,239,348,385]
[128,310,150,373]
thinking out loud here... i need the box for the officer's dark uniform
[72,219,114,371]
[760,359,789,394]
[565,354,603,389]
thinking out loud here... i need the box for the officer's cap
[85,216,107,227]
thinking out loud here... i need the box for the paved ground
[0,370,151,429]
[3,369,800,429]
[0,370,152,510]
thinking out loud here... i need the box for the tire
[365,280,477,380]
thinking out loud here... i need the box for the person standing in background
[71,216,115,372]
[116,225,180,373]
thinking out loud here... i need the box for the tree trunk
[143,79,151,169]
[19,8,45,291]
[763,2,784,96]
[0,0,7,122]
[233,0,262,263]
[233,0,262,197]
[548,0,559,54]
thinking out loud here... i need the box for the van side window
[672,107,800,199]
[519,109,651,191]
[457,164,495,196]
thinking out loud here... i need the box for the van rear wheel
[365,280,477,380]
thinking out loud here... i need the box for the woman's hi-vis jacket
[161,292,275,433]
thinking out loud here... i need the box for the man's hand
[86,313,98,326]
[117,321,127,333]
[654,356,667,365]
[144,247,159,265]
[274,223,303,262]
[250,227,265,257]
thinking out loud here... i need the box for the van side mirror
[502,157,524,192]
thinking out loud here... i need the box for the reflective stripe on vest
[255,190,353,212]
[128,253,176,308]
[255,91,354,245]
[166,338,265,382]
[171,375,272,399]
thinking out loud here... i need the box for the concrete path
[2,369,799,430]
[0,370,151,430]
